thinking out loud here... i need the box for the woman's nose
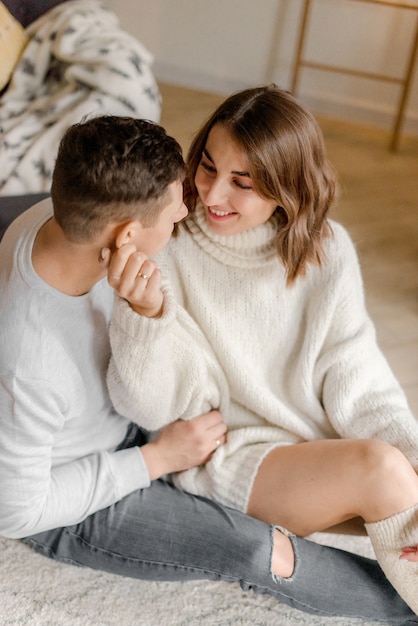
[202,177,227,206]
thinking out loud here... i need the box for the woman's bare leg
[248,438,418,615]
[247,438,418,535]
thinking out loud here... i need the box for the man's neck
[32,218,108,296]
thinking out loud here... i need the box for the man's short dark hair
[51,116,186,242]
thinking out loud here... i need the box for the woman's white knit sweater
[108,205,418,511]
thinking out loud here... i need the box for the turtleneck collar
[183,201,279,269]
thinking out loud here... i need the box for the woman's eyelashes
[200,160,253,191]
[200,159,216,174]
[233,178,253,190]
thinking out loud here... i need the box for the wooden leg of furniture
[389,15,418,151]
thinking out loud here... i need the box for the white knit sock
[365,502,418,615]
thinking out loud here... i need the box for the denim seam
[25,532,238,582]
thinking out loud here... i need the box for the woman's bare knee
[355,439,418,522]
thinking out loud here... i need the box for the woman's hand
[399,546,418,562]
[140,411,227,480]
[105,244,164,318]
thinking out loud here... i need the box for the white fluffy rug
[0,532,387,625]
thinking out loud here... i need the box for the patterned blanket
[0,0,161,195]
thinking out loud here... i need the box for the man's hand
[140,411,227,480]
[106,244,163,318]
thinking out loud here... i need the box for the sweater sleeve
[316,224,418,468]
[0,375,150,539]
[107,284,229,431]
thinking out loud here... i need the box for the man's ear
[114,220,143,249]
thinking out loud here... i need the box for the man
[0,116,415,623]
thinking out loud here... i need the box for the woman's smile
[207,206,237,221]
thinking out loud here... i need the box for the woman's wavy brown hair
[184,85,338,284]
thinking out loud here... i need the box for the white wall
[106,0,418,135]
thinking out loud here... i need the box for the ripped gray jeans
[23,425,417,624]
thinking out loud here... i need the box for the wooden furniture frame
[291,0,418,150]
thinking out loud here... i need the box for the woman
[107,85,418,614]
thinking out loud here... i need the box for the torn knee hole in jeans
[271,526,297,582]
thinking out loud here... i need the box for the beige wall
[106,0,418,134]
